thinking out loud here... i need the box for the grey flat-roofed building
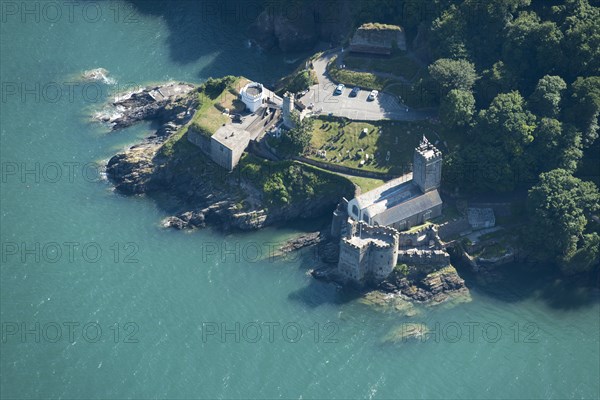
[210,125,252,171]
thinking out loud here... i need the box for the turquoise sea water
[1,1,599,399]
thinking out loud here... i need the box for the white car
[368,90,379,101]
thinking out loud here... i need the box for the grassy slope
[344,52,421,81]
[239,154,355,208]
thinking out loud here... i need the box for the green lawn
[328,56,389,90]
[188,78,251,138]
[308,117,439,175]
[160,76,248,163]
[344,52,421,81]
[347,176,387,193]
[329,55,437,108]
[478,243,510,259]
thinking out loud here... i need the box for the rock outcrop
[95,83,196,130]
[248,2,353,52]
[101,82,348,232]
[380,265,468,303]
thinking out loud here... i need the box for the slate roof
[372,189,442,226]
[354,174,414,211]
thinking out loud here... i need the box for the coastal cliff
[248,1,353,52]
[101,80,355,232]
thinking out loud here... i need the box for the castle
[333,137,448,284]
[337,219,400,282]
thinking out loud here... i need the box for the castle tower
[240,82,264,112]
[282,92,295,129]
[413,136,442,193]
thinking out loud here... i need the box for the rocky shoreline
[274,229,471,305]
[100,82,352,232]
[98,81,470,307]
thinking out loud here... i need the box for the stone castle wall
[337,219,399,283]
[397,249,449,266]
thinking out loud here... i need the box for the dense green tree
[502,12,563,88]
[527,169,600,273]
[528,75,567,118]
[440,89,475,128]
[445,91,538,192]
[564,76,600,147]
[282,113,313,156]
[531,118,583,173]
[559,125,585,172]
[460,0,531,66]
[476,61,518,106]
[476,91,537,156]
[428,58,478,97]
[429,5,469,59]
[557,0,600,78]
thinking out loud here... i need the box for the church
[346,136,443,231]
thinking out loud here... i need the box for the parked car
[232,114,242,123]
[334,84,345,95]
[367,90,379,101]
[350,86,360,97]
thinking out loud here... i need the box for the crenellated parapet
[397,249,449,266]
[338,218,399,283]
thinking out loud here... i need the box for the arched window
[352,205,359,217]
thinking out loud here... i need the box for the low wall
[397,249,449,266]
[293,156,395,180]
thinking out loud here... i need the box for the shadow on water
[123,0,310,84]
[287,277,364,309]
[126,0,253,64]
[455,258,600,310]
[286,247,367,308]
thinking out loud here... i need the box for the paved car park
[299,51,430,121]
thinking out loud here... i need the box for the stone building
[337,219,400,283]
[333,138,448,284]
[188,81,282,171]
[335,211,451,284]
[210,125,253,171]
[346,136,443,231]
[240,82,264,112]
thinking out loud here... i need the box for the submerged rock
[382,323,429,343]
[81,68,113,84]
[360,291,420,317]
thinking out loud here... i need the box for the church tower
[413,136,442,193]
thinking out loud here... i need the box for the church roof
[353,173,415,211]
[371,189,442,227]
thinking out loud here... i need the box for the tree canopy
[527,169,600,273]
